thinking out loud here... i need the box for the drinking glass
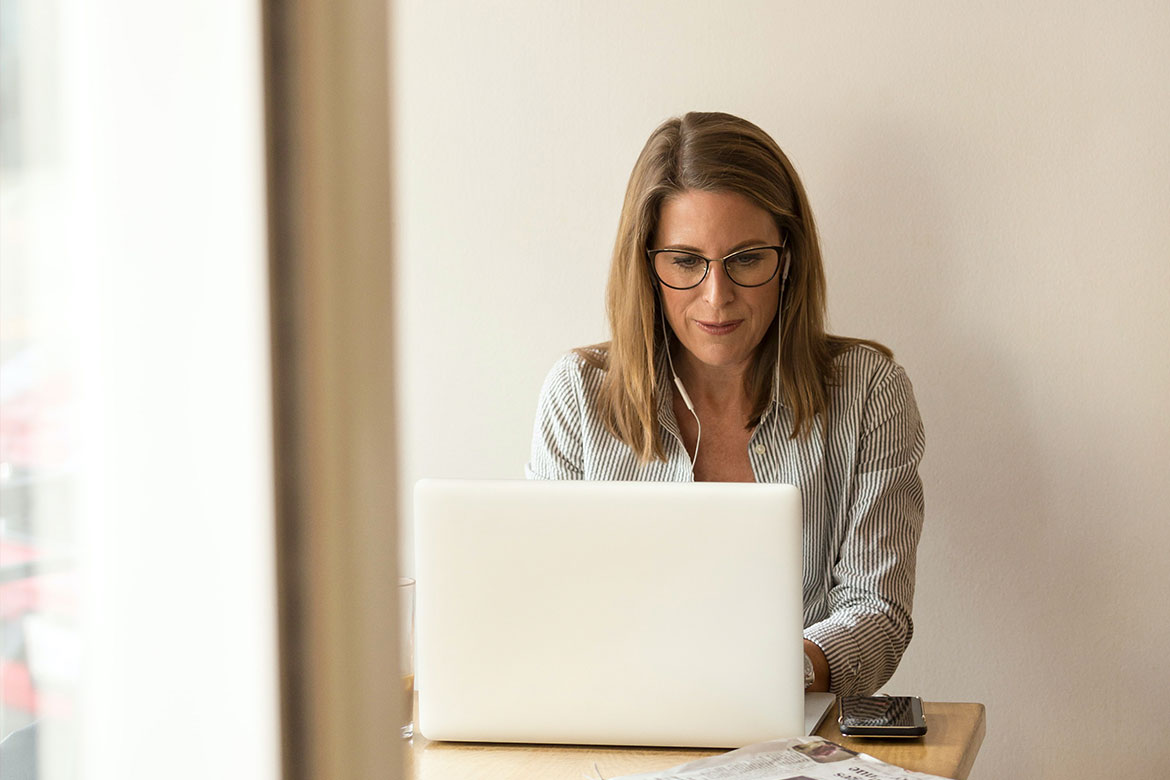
[400,577,415,739]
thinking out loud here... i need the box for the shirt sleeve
[524,354,586,480]
[803,363,925,696]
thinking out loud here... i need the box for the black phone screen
[839,696,924,728]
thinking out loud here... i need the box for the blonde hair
[579,111,891,463]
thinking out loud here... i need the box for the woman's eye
[669,254,702,268]
[729,253,763,267]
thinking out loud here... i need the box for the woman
[525,112,925,697]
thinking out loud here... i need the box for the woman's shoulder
[571,342,610,369]
[824,338,923,442]
[827,338,913,394]
[539,343,610,395]
[554,343,610,378]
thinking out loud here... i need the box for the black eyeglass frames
[647,244,787,290]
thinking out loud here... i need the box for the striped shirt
[525,343,925,697]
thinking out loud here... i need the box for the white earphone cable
[659,302,702,468]
[775,249,791,404]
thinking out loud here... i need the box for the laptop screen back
[414,479,805,748]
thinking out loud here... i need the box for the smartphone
[838,695,927,737]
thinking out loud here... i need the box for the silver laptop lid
[414,479,805,748]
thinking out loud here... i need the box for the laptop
[413,479,833,748]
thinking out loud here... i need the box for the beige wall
[392,3,1170,777]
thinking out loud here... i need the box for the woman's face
[653,189,781,376]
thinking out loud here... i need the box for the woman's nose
[701,260,737,304]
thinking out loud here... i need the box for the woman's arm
[525,353,587,480]
[803,363,926,696]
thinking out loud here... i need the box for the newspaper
[599,736,949,780]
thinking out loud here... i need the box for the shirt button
[754,443,767,455]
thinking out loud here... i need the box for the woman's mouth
[695,320,742,335]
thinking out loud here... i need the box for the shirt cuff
[803,620,864,696]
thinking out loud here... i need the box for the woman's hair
[579,111,891,463]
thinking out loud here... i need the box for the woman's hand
[804,639,831,692]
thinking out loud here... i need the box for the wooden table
[407,700,986,779]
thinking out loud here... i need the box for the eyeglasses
[647,245,785,290]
